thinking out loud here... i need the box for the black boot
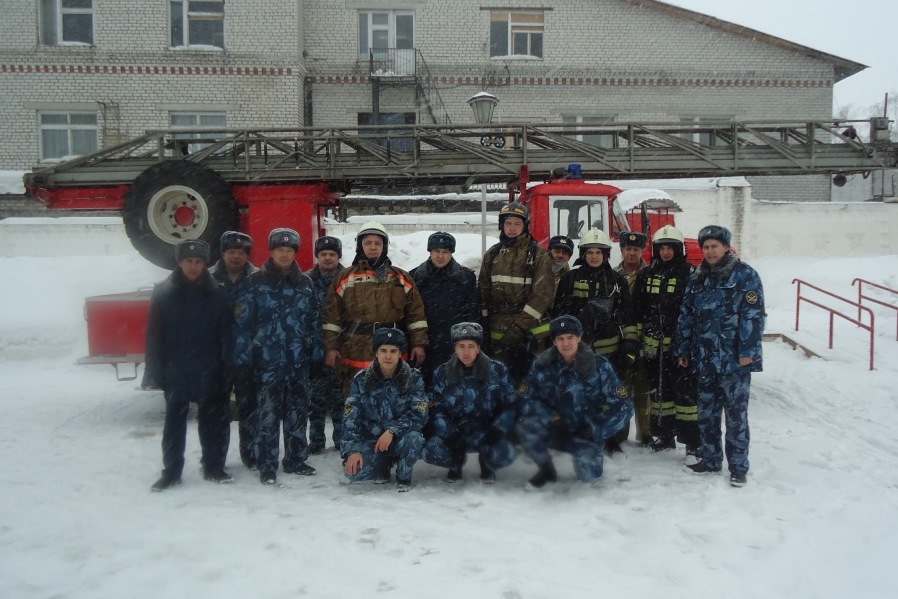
[604,440,624,457]
[151,472,181,492]
[374,457,392,484]
[527,463,558,489]
[479,453,496,484]
[651,436,676,452]
[446,435,467,483]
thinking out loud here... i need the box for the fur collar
[535,342,596,378]
[260,258,301,285]
[443,352,492,386]
[363,359,415,394]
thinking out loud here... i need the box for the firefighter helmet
[652,225,684,245]
[356,221,389,242]
[578,228,613,249]
[498,201,529,230]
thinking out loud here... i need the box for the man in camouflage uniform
[145,240,233,491]
[323,221,429,395]
[634,225,698,459]
[410,231,480,386]
[209,230,260,469]
[548,235,574,288]
[234,228,321,485]
[613,231,651,447]
[305,235,345,454]
[518,315,634,488]
[478,202,555,383]
[342,328,428,492]
[423,322,518,483]
[675,225,765,488]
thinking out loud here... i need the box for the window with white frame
[358,11,414,60]
[40,0,94,46]
[490,11,544,58]
[170,1,225,49]
[169,112,227,155]
[679,116,733,147]
[562,116,617,148]
[39,111,98,161]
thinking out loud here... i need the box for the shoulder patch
[234,303,244,318]
[746,291,759,305]
[417,401,428,413]
[615,384,629,399]
[517,382,529,394]
[343,404,353,416]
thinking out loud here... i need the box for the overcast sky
[666,0,896,114]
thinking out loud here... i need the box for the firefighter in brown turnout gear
[323,222,429,395]
[478,202,555,383]
[553,227,638,455]
[633,225,699,461]
[614,231,652,447]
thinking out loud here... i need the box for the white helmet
[356,221,389,241]
[578,228,613,249]
[653,225,684,245]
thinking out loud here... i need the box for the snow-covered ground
[1,226,896,599]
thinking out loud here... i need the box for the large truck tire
[123,161,237,268]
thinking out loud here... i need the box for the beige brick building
[0,0,864,200]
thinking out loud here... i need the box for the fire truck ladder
[26,119,896,191]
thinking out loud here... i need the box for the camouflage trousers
[229,370,257,466]
[696,371,751,474]
[343,431,424,483]
[255,379,310,474]
[161,387,230,477]
[308,368,344,450]
[518,415,605,483]
[424,429,517,472]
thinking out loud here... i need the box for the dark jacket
[209,260,259,305]
[142,268,231,398]
[633,256,695,357]
[410,258,481,376]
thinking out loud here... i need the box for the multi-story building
[0,0,865,201]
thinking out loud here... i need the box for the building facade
[0,0,866,201]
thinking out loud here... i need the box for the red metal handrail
[792,279,875,370]
[852,278,898,341]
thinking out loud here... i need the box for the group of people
[144,201,765,493]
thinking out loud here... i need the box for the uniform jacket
[142,268,231,397]
[209,260,259,305]
[233,259,322,385]
[674,252,765,375]
[633,256,695,356]
[322,258,429,369]
[410,258,481,371]
[341,360,429,457]
[614,259,647,294]
[520,343,633,442]
[553,262,637,354]
[429,353,518,439]
[305,263,344,367]
[478,232,555,340]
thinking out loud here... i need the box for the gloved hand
[548,417,570,440]
[618,339,641,367]
[484,427,505,445]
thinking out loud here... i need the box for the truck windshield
[550,197,608,239]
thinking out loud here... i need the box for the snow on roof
[0,170,27,195]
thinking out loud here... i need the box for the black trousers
[161,387,231,477]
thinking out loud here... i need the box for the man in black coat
[410,232,481,386]
[143,240,234,491]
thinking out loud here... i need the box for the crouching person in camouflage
[342,328,428,492]
[518,315,634,488]
[423,322,518,484]
[234,228,321,485]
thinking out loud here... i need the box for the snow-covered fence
[0,217,133,257]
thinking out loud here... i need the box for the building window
[169,112,227,155]
[39,111,98,161]
[562,116,616,148]
[40,0,94,46]
[358,11,414,60]
[490,11,544,58]
[679,117,733,147]
[358,112,415,152]
[170,1,224,49]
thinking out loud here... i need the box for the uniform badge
[343,404,353,416]
[616,384,629,398]
[746,291,759,305]
[234,304,244,318]
[417,401,428,413]
[518,382,529,394]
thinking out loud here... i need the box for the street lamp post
[468,92,503,253]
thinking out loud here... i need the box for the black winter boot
[527,463,558,489]
[151,472,181,492]
[479,453,496,484]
